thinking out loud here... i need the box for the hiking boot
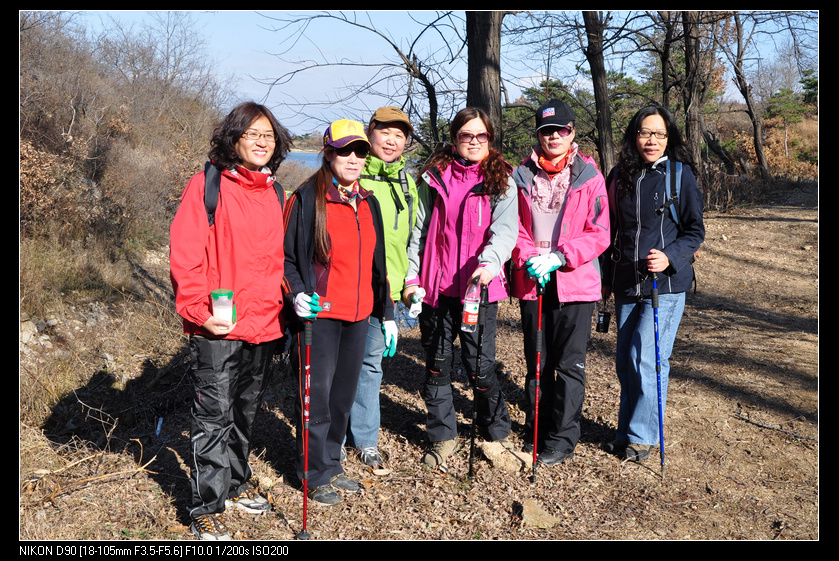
[624,443,653,462]
[308,485,341,506]
[603,439,627,455]
[359,446,385,469]
[329,473,361,492]
[190,513,232,541]
[422,439,458,467]
[538,447,573,466]
[225,486,271,514]
[522,439,534,454]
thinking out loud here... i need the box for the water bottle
[408,287,426,318]
[461,281,480,333]
[211,289,235,323]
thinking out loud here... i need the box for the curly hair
[615,104,695,195]
[420,107,512,198]
[208,101,293,174]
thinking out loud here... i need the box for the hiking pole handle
[651,273,659,309]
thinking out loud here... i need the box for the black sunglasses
[334,143,369,158]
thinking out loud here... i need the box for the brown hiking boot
[422,439,459,467]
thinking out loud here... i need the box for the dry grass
[19,183,818,542]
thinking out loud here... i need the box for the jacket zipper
[633,169,645,299]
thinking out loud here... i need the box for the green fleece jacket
[359,155,418,302]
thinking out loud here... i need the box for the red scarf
[538,152,570,177]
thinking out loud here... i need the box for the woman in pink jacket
[511,99,610,466]
[403,107,517,467]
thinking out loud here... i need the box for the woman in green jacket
[345,107,418,470]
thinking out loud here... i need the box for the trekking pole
[468,282,488,480]
[651,274,665,479]
[530,283,544,484]
[296,320,313,540]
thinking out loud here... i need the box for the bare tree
[713,10,818,179]
[257,11,468,150]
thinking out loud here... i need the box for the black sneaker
[308,485,341,506]
[538,447,573,466]
[330,474,361,492]
[225,487,271,514]
[602,439,628,455]
[190,513,232,541]
[623,444,653,462]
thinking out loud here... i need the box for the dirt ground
[19,181,818,542]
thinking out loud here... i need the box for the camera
[596,310,611,333]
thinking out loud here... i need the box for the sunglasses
[539,125,574,137]
[457,132,490,144]
[334,143,370,158]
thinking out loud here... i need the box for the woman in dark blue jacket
[602,105,705,462]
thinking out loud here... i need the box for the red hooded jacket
[170,165,286,344]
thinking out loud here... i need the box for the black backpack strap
[204,161,222,226]
[273,181,286,210]
[669,160,682,232]
[361,172,414,231]
[398,169,414,232]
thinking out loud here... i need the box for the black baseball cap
[535,99,575,130]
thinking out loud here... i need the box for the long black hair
[208,101,293,174]
[615,104,694,194]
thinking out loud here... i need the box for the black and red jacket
[282,170,394,325]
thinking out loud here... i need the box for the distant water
[286,151,321,168]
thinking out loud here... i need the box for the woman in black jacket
[602,105,705,463]
[282,119,394,506]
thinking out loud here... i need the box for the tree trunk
[681,11,703,167]
[466,11,504,151]
[730,13,771,180]
[582,11,616,174]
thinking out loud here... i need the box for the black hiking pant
[418,295,511,443]
[188,336,278,518]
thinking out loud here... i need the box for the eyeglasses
[539,125,574,138]
[242,130,277,142]
[334,143,370,158]
[637,130,668,140]
[457,132,490,144]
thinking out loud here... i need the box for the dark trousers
[188,336,278,518]
[418,296,511,443]
[292,317,367,488]
[520,285,594,454]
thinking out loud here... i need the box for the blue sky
[72,10,810,136]
[77,10,475,136]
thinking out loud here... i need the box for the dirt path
[19,184,818,541]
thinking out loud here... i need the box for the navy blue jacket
[604,157,705,299]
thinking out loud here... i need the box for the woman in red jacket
[170,102,292,540]
[282,119,395,506]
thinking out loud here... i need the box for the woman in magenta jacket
[511,99,610,466]
[403,107,517,468]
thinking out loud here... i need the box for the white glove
[294,292,322,319]
[382,320,398,357]
[527,253,563,281]
[408,287,426,318]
